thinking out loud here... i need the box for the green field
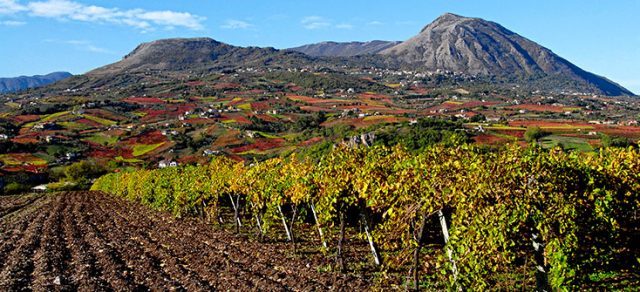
[540,135,593,151]
[132,143,165,156]
[83,133,119,146]
[82,114,117,126]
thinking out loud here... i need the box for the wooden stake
[229,194,241,232]
[250,202,264,235]
[337,211,346,272]
[532,232,550,291]
[414,210,428,290]
[437,210,458,280]
[310,203,327,248]
[278,205,292,241]
[361,211,382,266]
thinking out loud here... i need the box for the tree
[600,133,630,148]
[524,127,549,143]
[64,160,107,188]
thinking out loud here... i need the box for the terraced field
[0,192,370,291]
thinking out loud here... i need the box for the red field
[213,82,241,90]
[123,97,165,105]
[183,118,215,125]
[229,138,284,153]
[300,105,329,112]
[509,120,591,128]
[287,95,352,104]
[12,115,40,124]
[507,104,572,113]
[357,93,392,99]
[213,130,243,147]
[250,113,279,123]
[75,118,103,128]
[473,134,511,144]
[124,130,167,145]
[298,136,324,147]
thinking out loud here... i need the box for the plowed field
[0,192,370,291]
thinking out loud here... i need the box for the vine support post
[437,209,458,281]
[250,202,264,237]
[337,210,346,272]
[532,232,551,292]
[278,205,292,241]
[413,210,428,290]
[229,194,242,233]
[289,205,298,253]
[310,203,327,248]
[360,210,382,266]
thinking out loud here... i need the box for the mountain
[42,16,634,97]
[381,13,633,96]
[289,40,400,57]
[0,72,72,93]
[88,38,317,76]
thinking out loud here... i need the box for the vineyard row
[91,144,639,290]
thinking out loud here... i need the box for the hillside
[288,40,400,57]
[88,38,318,76]
[381,13,633,96]
[0,72,72,93]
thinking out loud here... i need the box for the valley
[0,9,638,290]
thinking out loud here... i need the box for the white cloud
[301,16,330,30]
[221,19,252,29]
[137,10,204,30]
[22,0,204,30]
[335,23,353,30]
[45,39,113,54]
[367,21,383,26]
[0,0,26,15]
[1,20,26,26]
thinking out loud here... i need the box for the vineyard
[91,144,640,290]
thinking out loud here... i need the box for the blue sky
[0,0,638,93]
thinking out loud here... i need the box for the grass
[24,111,70,127]
[33,152,56,163]
[222,119,237,124]
[238,103,252,111]
[363,115,396,121]
[115,156,143,163]
[540,135,593,151]
[0,154,47,166]
[82,114,117,126]
[485,125,527,130]
[132,112,147,117]
[6,102,21,108]
[83,134,119,146]
[59,121,92,131]
[255,131,281,139]
[132,142,165,156]
[197,96,219,102]
[563,107,582,112]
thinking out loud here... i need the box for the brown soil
[0,192,372,291]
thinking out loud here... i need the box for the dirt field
[0,192,371,291]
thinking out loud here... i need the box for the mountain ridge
[42,13,636,96]
[288,40,400,57]
[380,13,633,95]
[88,38,316,76]
[0,72,72,93]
